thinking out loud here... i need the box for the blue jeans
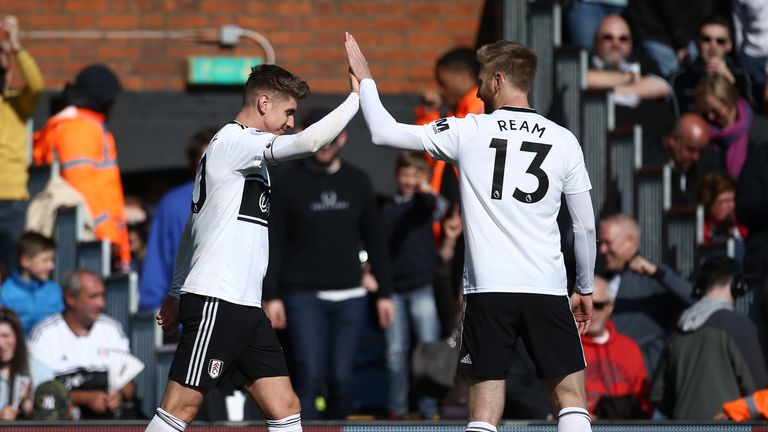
[639,40,680,77]
[567,2,625,51]
[285,291,368,420]
[0,200,28,272]
[385,284,440,418]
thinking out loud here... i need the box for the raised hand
[344,32,373,82]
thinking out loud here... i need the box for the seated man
[587,14,674,166]
[673,14,754,115]
[663,113,712,206]
[598,213,693,375]
[28,269,138,419]
[651,257,768,419]
[583,276,649,419]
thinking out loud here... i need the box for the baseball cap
[33,380,70,420]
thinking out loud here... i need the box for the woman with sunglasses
[673,15,754,115]
[0,308,33,420]
[694,74,768,179]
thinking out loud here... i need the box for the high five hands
[345,32,373,92]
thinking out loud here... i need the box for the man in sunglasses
[673,15,754,115]
[581,275,649,419]
[587,14,674,166]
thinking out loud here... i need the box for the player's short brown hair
[476,41,537,93]
[17,231,55,264]
[243,64,310,106]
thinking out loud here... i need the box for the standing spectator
[598,213,693,374]
[139,127,216,311]
[0,309,33,420]
[735,143,768,273]
[0,232,63,336]
[624,0,719,77]
[650,256,768,419]
[28,269,138,419]
[347,35,598,432]
[695,73,768,179]
[582,276,649,419]
[587,15,674,166]
[381,151,445,420]
[673,15,754,115]
[32,64,131,272]
[664,113,711,206]
[263,106,394,420]
[0,15,43,272]
[696,171,748,266]
[731,0,768,113]
[567,0,627,51]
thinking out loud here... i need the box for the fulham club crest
[208,359,223,379]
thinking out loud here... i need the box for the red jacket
[582,320,650,416]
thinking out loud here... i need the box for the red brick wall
[4,0,482,93]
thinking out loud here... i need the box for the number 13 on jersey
[489,139,552,204]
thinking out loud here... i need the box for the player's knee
[266,392,301,419]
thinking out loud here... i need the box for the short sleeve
[563,138,592,195]
[421,117,462,164]
[218,128,273,170]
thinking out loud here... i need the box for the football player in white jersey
[145,62,361,432]
[345,34,597,432]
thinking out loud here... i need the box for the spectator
[566,0,627,51]
[598,213,693,374]
[650,256,768,419]
[0,15,44,272]
[262,106,394,420]
[582,276,649,419]
[32,64,131,272]
[28,269,139,419]
[0,308,33,420]
[139,127,216,311]
[695,73,768,179]
[732,0,768,113]
[696,171,748,265]
[673,15,754,115]
[381,151,446,420]
[624,0,719,77]
[664,113,711,206]
[415,47,484,207]
[587,14,674,166]
[0,232,63,336]
[124,196,148,274]
[33,379,72,420]
[735,143,768,273]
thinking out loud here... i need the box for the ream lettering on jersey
[310,191,350,211]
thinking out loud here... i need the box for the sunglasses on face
[700,35,728,45]
[593,301,611,310]
[600,34,630,43]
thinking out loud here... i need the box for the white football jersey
[421,107,592,296]
[173,121,274,307]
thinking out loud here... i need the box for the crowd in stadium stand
[0,0,768,423]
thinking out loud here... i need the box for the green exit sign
[188,57,263,85]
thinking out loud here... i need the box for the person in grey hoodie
[650,256,768,419]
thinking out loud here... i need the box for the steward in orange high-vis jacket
[33,65,130,269]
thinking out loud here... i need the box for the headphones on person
[692,256,748,299]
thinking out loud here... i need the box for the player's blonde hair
[476,41,537,93]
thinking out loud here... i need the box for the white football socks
[145,408,188,432]
[465,420,497,432]
[557,407,592,432]
[267,413,303,432]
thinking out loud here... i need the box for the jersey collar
[498,106,537,113]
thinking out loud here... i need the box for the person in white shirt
[344,33,597,432]
[146,59,363,432]
[28,269,133,419]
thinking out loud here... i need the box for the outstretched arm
[345,33,425,151]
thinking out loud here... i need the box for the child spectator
[696,171,748,265]
[0,232,63,336]
[381,151,447,419]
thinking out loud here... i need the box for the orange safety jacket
[33,106,131,267]
[723,389,768,421]
[415,87,484,240]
